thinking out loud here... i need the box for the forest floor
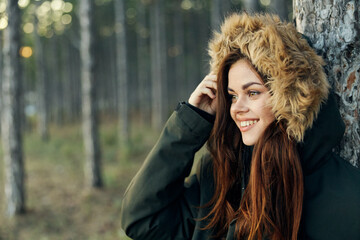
[0,117,160,240]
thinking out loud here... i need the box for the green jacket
[120,94,360,239]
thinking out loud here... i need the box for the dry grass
[0,119,159,240]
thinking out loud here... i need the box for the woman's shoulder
[302,153,360,239]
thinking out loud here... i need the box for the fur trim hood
[208,13,330,142]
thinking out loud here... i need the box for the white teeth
[240,120,258,127]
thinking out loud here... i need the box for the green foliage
[0,120,157,240]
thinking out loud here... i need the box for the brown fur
[208,13,329,142]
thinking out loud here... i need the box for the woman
[120,13,360,239]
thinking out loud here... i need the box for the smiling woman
[227,58,274,146]
[120,12,360,240]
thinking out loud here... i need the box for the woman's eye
[228,94,238,103]
[248,91,260,97]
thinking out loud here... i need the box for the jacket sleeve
[120,103,213,239]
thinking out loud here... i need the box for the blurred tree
[79,0,103,187]
[172,0,186,101]
[1,0,26,216]
[136,0,151,124]
[211,0,221,30]
[34,1,49,141]
[115,0,130,143]
[0,30,2,123]
[242,0,260,12]
[211,0,231,31]
[269,0,289,20]
[150,0,167,130]
[294,0,359,167]
[48,35,64,125]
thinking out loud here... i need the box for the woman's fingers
[188,74,218,114]
[199,86,216,99]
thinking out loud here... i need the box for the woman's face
[228,59,275,146]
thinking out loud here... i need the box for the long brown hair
[203,52,304,240]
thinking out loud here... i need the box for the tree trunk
[136,0,151,124]
[0,30,3,134]
[211,0,221,31]
[242,0,261,12]
[211,0,232,31]
[114,0,130,143]
[269,0,288,20]
[79,0,103,187]
[1,0,25,216]
[61,36,75,122]
[47,36,59,125]
[173,1,186,101]
[34,5,49,141]
[294,0,359,167]
[150,0,167,130]
[68,39,82,121]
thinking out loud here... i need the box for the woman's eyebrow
[227,87,235,92]
[242,82,262,90]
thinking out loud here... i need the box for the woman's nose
[231,98,249,114]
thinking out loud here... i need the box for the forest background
[0,0,359,239]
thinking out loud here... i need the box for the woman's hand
[188,74,217,115]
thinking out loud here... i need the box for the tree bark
[115,0,130,143]
[294,0,359,167]
[79,0,103,187]
[1,0,25,216]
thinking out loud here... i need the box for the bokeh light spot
[0,2,6,13]
[61,14,72,25]
[260,0,271,7]
[63,2,73,13]
[0,17,8,30]
[18,0,30,8]
[20,46,33,58]
[181,0,192,10]
[23,22,34,34]
[37,1,51,17]
[51,0,64,11]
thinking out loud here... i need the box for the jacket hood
[298,92,345,173]
[208,13,330,142]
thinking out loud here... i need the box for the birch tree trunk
[294,0,359,167]
[1,0,25,216]
[114,0,130,143]
[79,0,103,187]
[34,5,49,141]
[150,0,167,130]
